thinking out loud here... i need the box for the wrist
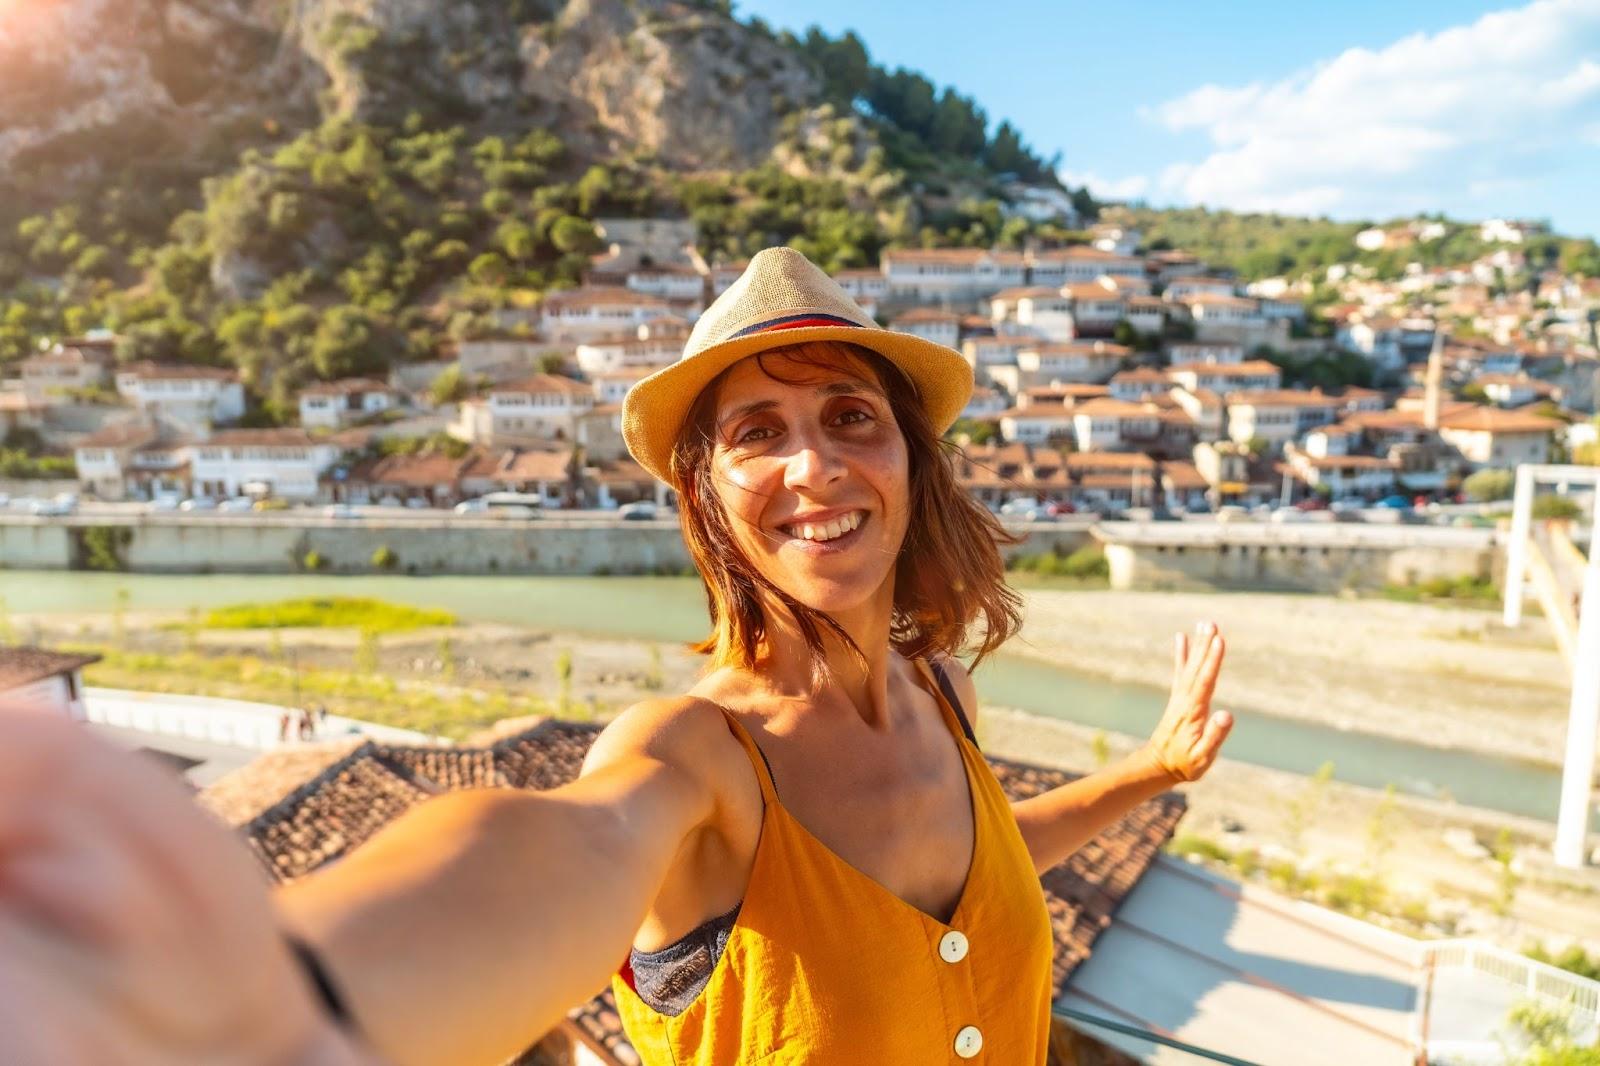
[1134,744,1183,787]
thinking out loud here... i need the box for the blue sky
[737,0,1600,239]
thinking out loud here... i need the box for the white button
[939,930,969,963]
[954,1025,983,1058]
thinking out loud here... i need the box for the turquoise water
[0,571,1583,827]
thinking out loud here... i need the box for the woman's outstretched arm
[275,696,723,1066]
[0,694,721,1066]
[940,625,1232,876]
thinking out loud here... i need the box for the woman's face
[707,346,910,616]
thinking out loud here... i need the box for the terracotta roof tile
[0,645,100,692]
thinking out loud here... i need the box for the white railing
[83,687,436,751]
[1421,938,1600,1050]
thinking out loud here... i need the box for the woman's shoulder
[585,692,739,775]
[918,650,980,728]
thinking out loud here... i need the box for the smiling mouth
[778,509,867,545]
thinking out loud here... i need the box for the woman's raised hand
[0,702,375,1065]
[1142,621,1233,785]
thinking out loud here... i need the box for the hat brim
[621,325,974,486]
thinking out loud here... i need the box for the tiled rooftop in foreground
[201,718,1185,1065]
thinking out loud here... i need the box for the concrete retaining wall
[1096,523,1500,593]
[0,516,1095,576]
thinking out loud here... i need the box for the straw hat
[621,246,973,485]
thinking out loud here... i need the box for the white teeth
[785,511,864,543]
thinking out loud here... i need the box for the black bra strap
[928,659,980,750]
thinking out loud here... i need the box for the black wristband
[286,934,357,1031]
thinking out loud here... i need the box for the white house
[997,405,1077,444]
[624,264,705,304]
[1479,218,1548,244]
[1167,359,1282,397]
[1017,341,1131,386]
[1108,368,1170,402]
[880,248,1026,302]
[190,429,343,500]
[1284,446,1397,498]
[1225,390,1341,451]
[1163,276,1236,302]
[1337,317,1406,372]
[115,363,245,427]
[1476,374,1556,408]
[73,421,164,500]
[20,344,111,400]
[298,379,400,429]
[961,333,1033,384]
[1089,223,1141,256]
[890,308,962,348]
[1071,398,1162,453]
[1435,407,1561,467]
[961,386,1008,421]
[590,369,653,406]
[0,646,99,720]
[455,373,595,445]
[573,332,681,375]
[1125,296,1166,336]
[1166,341,1245,366]
[540,286,671,341]
[1184,294,1271,343]
[1028,247,1144,287]
[834,268,890,304]
[1063,283,1127,337]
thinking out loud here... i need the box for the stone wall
[1096,523,1500,593]
[0,516,1095,576]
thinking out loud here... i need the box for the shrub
[371,545,398,570]
[302,549,326,571]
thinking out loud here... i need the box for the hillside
[0,0,1078,420]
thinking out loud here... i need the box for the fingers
[1173,632,1188,679]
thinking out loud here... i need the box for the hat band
[728,312,863,339]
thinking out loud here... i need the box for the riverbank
[11,594,1598,955]
[982,706,1600,953]
[1010,587,1571,769]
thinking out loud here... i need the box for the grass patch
[1382,574,1499,605]
[1006,544,1109,584]
[199,597,456,633]
[77,644,577,740]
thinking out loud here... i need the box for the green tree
[1463,468,1515,502]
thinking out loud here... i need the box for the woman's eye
[836,409,870,426]
[736,426,774,444]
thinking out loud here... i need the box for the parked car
[179,496,216,511]
[323,504,361,520]
[1295,496,1328,511]
[217,497,255,513]
[1215,505,1250,523]
[252,498,290,511]
[404,497,430,510]
[453,498,489,515]
[0,493,9,508]
[998,498,1048,521]
[1328,498,1365,514]
[151,494,181,511]
[617,501,658,521]
[1044,501,1076,516]
[1375,494,1412,510]
[29,496,76,517]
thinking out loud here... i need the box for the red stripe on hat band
[730,312,863,338]
[759,316,856,332]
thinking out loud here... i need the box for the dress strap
[915,657,980,750]
[716,707,780,805]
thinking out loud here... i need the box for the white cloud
[1150,0,1600,219]
[1056,168,1149,201]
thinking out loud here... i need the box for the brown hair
[668,340,1023,691]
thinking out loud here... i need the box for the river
[0,570,1583,828]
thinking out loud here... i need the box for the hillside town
[2,214,1596,518]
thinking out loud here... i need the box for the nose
[781,424,846,493]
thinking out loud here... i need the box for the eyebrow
[716,381,877,429]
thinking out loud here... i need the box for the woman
[0,247,1230,1066]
